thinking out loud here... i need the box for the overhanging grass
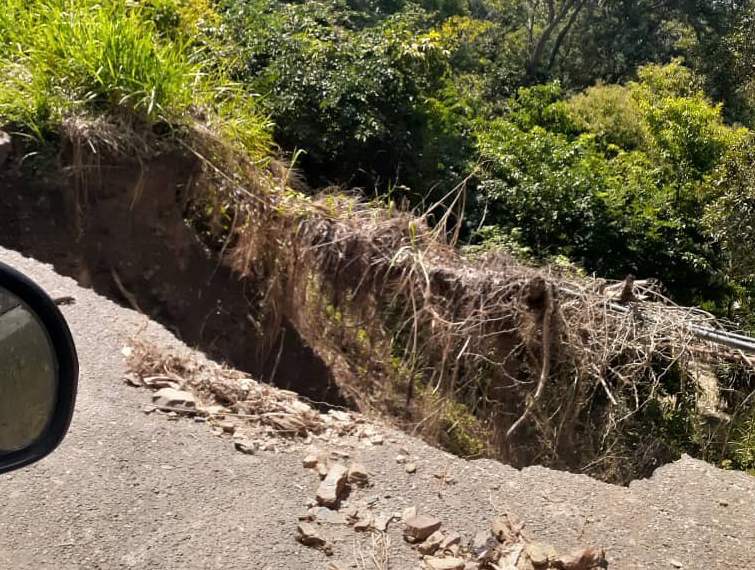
[0,0,272,160]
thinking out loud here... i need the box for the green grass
[0,0,272,159]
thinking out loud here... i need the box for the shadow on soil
[0,153,347,408]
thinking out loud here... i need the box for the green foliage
[0,0,271,158]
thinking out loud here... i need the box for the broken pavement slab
[316,464,348,507]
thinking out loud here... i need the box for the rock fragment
[233,440,256,454]
[405,463,417,474]
[423,556,465,570]
[401,506,417,522]
[354,516,373,532]
[303,454,319,468]
[317,464,348,507]
[373,513,391,532]
[326,562,346,570]
[152,387,196,410]
[418,530,444,555]
[440,531,461,551]
[492,516,521,544]
[551,547,607,570]
[296,522,327,550]
[525,542,558,567]
[404,514,442,542]
[470,531,498,563]
[347,463,369,486]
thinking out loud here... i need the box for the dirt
[0,245,754,569]
[0,154,345,407]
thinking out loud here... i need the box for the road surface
[0,247,753,569]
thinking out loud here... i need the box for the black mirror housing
[0,260,78,475]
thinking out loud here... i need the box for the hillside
[1,0,755,482]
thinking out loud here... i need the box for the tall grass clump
[0,0,272,159]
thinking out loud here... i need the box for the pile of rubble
[295,452,606,570]
[123,342,380,452]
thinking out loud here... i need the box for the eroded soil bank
[0,153,346,408]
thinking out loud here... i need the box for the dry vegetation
[144,132,753,483]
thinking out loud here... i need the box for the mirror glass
[0,286,57,453]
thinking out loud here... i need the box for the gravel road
[0,246,753,569]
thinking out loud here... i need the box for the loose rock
[296,522,327,549]
[404,514,442,542]
[405,463,417,474]
[551,547,607,570]
[401,506,418,522]
[423,556,466,570]
[354,516,373,532]
[373,514,391,532]
[303,454,319,468]
[326,562,346,570]
[492,516,521,544]
[470,531,498,563]
[396,454,408,464]
[418,530,444,555]
[233,440,256,454]
[347,463,370,486]
[152,387,196,411]
[218,420,235,434]
[317,464,348,507]
[440,532,461,551]
[525,542,558,567]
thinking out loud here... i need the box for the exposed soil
[0,153,345,408]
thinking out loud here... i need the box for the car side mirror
[0,260,78,475]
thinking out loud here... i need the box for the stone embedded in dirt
[396,454,408,464]
[525,542,558,567]
[418,530,444,555]
[152,387,196,411]
[326,562,346,570]
[423,556,466,570]
[347,463,369,486]
[551,547,607,570]
[317,464,348,507]
[404,514,442,543]
[405,463,417,474]
[370,434,384,445]
[440,532,461,551]
[233,440,256,454]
